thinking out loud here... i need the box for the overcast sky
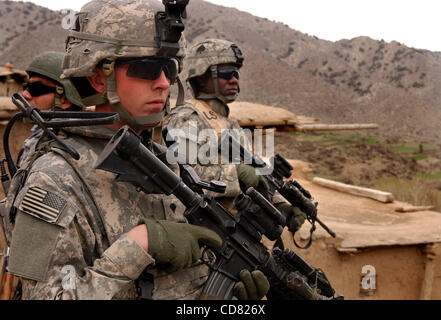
[8,0,441,52]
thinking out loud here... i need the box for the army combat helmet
[26,51,84,110]
[186,39,244,104]
[62,0,188,127]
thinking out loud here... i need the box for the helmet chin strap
[51,84,65,110]
[175,75,186,107]
[196,65,239,104]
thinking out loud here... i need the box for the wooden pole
[420,243,438,300]
[0,212,18,300]
[313,177,394,203]
[395,205,436,213]
[0,215,7,297]
[296,123,379,131]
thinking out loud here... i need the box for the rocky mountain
[1,0,440,142]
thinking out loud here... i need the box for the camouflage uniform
[164,39,249,209]
[20,126,43,166]
[165,99,250,205]
[4,0,212,300]
[5,126,207,299]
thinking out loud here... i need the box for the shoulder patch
[19,187,67,224]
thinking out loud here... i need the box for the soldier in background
[3,0,268,300]
[18,51,85,164]
[164,39,307,235]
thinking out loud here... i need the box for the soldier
[0,52,84,299]
[19,51,85,165]
[164,39,307,235]
[3,0,268,300]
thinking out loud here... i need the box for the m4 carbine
[95,126,342,300]
[219,132,336,249]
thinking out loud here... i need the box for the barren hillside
[0,0,440,142]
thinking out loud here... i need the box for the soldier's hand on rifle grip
[236,164,269,194]
[141,218,223,273]
[233,269,269,300]
[275,202,307,233]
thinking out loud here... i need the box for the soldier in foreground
[164,39,307,235]
[19,51,85,164]
[3,0,268,300]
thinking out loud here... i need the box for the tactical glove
[236,164,269,193]
[275,202,307,233]
[233,269,270,300]
[143,218,223,273]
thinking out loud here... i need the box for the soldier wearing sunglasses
[3,0,268,301]
[165,39,307,252]
[165,39,247,205]
[17,51,85,165]
[23,52,84,112]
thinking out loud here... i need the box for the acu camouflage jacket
[4,125,210,300]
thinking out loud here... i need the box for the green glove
[144,218,223,273]
[236,164,269,193]
[233,269,270,300]
[275,202,307,233]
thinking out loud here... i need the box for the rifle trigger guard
[201,247,217,268]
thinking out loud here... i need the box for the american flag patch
[19,187,67,223]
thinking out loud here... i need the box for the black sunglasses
[217,68,240,80]
[23,82,57,97]
[116,58,178,84]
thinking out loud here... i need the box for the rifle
[95,126,342,300]
[219,131,336,249]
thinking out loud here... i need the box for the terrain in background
[1,0,440,143]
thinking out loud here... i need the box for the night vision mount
[155,0,190,57]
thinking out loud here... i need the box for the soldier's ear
[86,67,107,93]
[59,96,73,110]
[197,75,214,94]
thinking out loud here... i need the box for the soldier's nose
[152,71,171,90]
[22,90,32,100]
